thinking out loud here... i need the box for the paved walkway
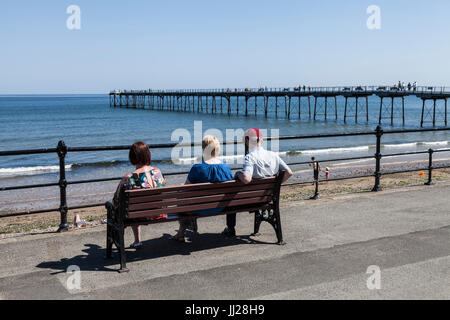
[0,183,449,299]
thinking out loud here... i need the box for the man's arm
[279,157,293,183]
[235,171,252,184]
[237,154,254,184]
[281,168,293,183]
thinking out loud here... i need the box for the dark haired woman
[113,141,166,249]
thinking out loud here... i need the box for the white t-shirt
[241,147,290,179]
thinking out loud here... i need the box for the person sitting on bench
[171,135,233,242]
[222,128,293,237]
[113,141,166,249]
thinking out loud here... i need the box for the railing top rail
[2,127,450,157]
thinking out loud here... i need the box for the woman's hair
[202,135,221,158]
[129,141,151,166]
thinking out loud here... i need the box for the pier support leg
[313,97,317,120]
[334,96,338,120]
[355,97,359,123]
[245,97,249,117]
[344,97,348,123]
[391,97,394,126]
[308,96,311,119]
[433,99,436,127]
[285,96,288,117]
[420,99,425,127]
[275,97,278,118]
[402,96,405,126]
[445,98,448,126]
[366,96,369,122]
[264,97,268,118]
[288,97,291,119]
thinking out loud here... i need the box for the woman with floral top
[113,141,166,249]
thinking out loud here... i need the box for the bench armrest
[105,201,118,221]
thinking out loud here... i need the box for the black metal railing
[1,126,450,232]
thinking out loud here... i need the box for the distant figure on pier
[113,142,167,249]
[171,135,233,242]
[407,82,412,91]
[325,167,330,180]
[224,128,293,237]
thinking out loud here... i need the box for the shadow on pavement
[36,231,272,273]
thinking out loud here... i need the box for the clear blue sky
[1,0,450,94]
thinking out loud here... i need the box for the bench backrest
[121,173,284,220]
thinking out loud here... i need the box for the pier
[109,86,450,127]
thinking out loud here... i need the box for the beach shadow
[35,232,272,273]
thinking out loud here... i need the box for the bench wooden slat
[125,177,277,197]
[124,204,272,227]
[125,204,271,226]
[128,183,276,204]
[128,189,274,211]
[127,196,272,219]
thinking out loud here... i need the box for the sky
[1,0,450,94]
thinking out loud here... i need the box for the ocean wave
[417,141,449,147]
[70,160,128,168]
[297,146,370,155]
[0,165,72,176]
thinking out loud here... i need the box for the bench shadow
[35,232,273,273]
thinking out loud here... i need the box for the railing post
[57,140,69,232]
[425,148,434,185]
[310,161,320,200]
[372,126,383,192]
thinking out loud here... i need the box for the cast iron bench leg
[105,223,113,259]
[252,211,263,236]
[274,208,286,246]
[118,225,129,273]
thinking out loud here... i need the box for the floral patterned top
[113,166,167,219]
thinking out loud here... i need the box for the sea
[1,94,449,212]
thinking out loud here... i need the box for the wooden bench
[105,170,286,272]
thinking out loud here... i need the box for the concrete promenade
[0,183,449,300]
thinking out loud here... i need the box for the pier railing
[1,126,450,232]
[110,86,450,95]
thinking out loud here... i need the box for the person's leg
[223,214,236,237]
[130,226,142,248]
[227,213,236,229]
[172,220,188,241]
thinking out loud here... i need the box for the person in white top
[222,128,293,237]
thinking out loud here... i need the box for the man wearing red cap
[222,128,293,237]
